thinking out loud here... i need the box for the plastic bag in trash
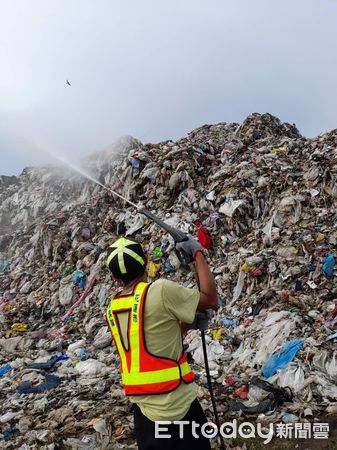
[27,354,69,370]
[322,253,335,277]
[0,363,12,377]
[220,318,240,327]
[262,340,303,378]
[219,199,245,217]
[79,348,89,361]
[196,227,212,249]
[17,374,60,394]
[269,365,305,393]
[72,270,87,289]
[75,359,108,376]
[227,377,293,414]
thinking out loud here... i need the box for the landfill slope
[0,113,337,449]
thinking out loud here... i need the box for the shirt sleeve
[161,279,200,324]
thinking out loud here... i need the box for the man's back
[116,278,199,421]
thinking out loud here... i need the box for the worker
[105,236,217,449]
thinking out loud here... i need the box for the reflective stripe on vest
[106,282,194,395]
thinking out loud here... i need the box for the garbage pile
[0,113,337,448]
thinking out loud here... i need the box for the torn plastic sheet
[227,377,293,414]
[269,365,306,394]
[125,214,145,236]
[62,277,96,321]
[231,313,299,368]
[219,199,245,217]
[230,270,246,305]
[262,211,277,246]
[313,351,337,381]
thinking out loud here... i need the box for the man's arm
[194,252,217,311]
[176,237,218,312]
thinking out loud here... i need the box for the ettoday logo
[155,420,329,444]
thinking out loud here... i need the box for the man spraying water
[105,236,217,449]
[32,144,223,448]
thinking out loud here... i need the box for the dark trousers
[134,399,211,450]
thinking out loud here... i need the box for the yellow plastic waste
[6,323,28,337]
[211,329,224,340]
[316,233,325,243]
[219,186,234,195]
[148,261,161,278]
[241,262,255,272]
[270,147,287,154]
[270,143,288,154]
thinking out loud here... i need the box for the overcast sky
[1,0,337,175]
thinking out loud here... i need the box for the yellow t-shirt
[115,279,199,422]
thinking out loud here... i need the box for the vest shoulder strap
[108,282,149,312]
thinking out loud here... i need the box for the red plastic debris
[243,319,253,327]
[196,226,212,249]
[233,386,249,399]
[251,268,263,278]
[282,290,290,300]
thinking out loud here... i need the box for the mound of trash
[0,113,337,448]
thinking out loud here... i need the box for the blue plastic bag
[27,354,70,370]
[262,339,303,378]
[79,348,88,361]
[323,254,335,277]
[130,158,141,169]
[327,331,337,341]
[0,364,12,377]
[17,374,60,394]
[164,260,174,273]
[3,425,18,441]
[220,318,240,327]
[56,354,70,362]
[72,270,87,289]
[304,263,316,272]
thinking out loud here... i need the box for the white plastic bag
[219,199,244,217]
[75,359,108,377]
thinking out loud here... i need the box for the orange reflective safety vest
[106,282,195,395]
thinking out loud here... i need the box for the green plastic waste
[152,247,164,257]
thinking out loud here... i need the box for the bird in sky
[66,80,71,86]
